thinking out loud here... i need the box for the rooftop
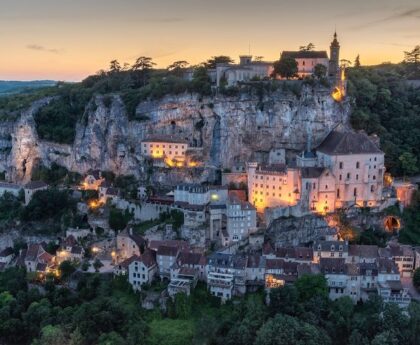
[0,182,21,190]
[142,135,188,144]
[24,181,48,190]
[281,50,328,59]
[317,130,383,155]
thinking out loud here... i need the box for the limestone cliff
[2,85,349,183]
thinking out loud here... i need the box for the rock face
[267,215,335,247]
[2,85,349,182]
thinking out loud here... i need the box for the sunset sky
[1,0,419,81]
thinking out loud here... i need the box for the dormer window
[331,245,335,251]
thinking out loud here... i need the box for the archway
[384,216,401,232]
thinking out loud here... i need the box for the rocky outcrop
[3,85,349,182]
[267,214,336,247]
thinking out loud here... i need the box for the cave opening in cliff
[384,216,401,232]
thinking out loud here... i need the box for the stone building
[24,181,48,205]
[128,250,157,290]
[215,55,273,87]
[141,135,188,167]
[316,130,385,210]
[247,163,301,213]
[225,195,257,245]
[280,50,329,78]
[116,228,146,261]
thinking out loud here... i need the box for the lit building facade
[141,136,188,166]
[226,196,257,244]
[247,163,301,213]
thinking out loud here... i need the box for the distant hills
[0,80,57,96]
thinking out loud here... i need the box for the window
[356,174,359,180]
[373,175,376,180]
[337,189,340,198]
[339,174,342,181]
[353,188,357,197]
[339,162,343,169]
[347,173,350,179]
[371,185,375,192]
[356,162,360,169]
[325,185,328,190]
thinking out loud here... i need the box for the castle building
[247,163,301,213]
[280,50,329,78]
[316,130,385,210]
[248,129,385,214]
[279,32,340,79]
[216,55,273,87]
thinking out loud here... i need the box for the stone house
[0,247,14,265]
[116,228,146,261]
[24,181,48,205]
[128,250,157,290]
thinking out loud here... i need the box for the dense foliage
[347,64,420,176]
[399,190,420,244]
[0,269,419,345]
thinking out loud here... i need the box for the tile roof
[317,130,383,155]
[149,240,189,252]
[319,258,346,274]
[314,240,349,252]
[0,247,14,257]
[281,50,328,59]
[348,245,379,258]
[0,182,21,190]
[142,135,188,144]
[276,247,313,261]
[177,252,203,266]
[24,181,48,190]
[157,245,179,257]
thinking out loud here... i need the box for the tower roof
[331,32,340,48]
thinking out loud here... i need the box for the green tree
[93,259,103,272]
[299,43,315,51]
[268,285,300,316]
[132,56,156,86]
[98,331,125,345]
[109,60,121,73]
[273,57,298,79]
[59,260,76,281]
[295,274,328,302]
[354,54,361,67]
[205,56,234,69]
[399,151,418,176]
[32,325,67,345]
[314,64,327,79]
[167,61,189,77]
[255,314,330,345]
[404,45,420,65]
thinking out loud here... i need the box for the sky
[0,0,419,81]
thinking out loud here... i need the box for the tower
[329,31,340,78]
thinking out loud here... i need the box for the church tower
[329,32,340,79]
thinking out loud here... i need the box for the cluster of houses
[111,227,419,307]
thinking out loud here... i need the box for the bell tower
[329,31,340,79]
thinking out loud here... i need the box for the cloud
[26,44,62,54]
[351,7,420,30]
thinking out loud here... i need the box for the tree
[31,325,67,345]
[273,57,298,79]
[354,54,361,68]
[295,274,328,302]
[268,285,300,316]
[255,314,330,345]
[205,56,234,69]
[167,61,189,77]
[404,45,420,65]
[314,64,327,79]
[109,208,129,232]
[59,260,76,281]
[413,268,420,291]
[132,56,156,86]
[109,60,121,74]
[98,331,125,345]
[399,151,418,176]
[93,259,103,272]
[299,43,315,51]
